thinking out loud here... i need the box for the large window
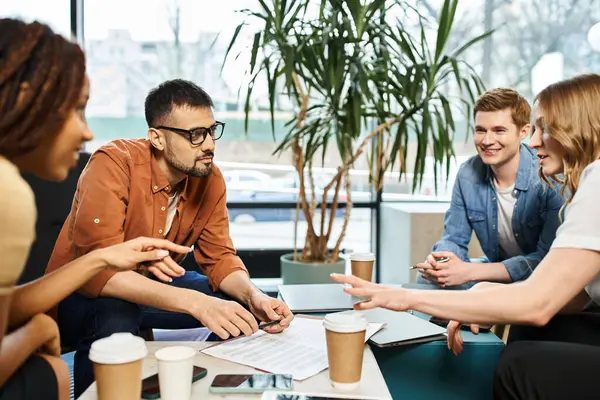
[0,0,71,37]
[83,0,372,253]
[383,0,600,201]
[6,0,598,254]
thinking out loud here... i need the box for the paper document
[201,317,384,381]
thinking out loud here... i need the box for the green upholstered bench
[372,310,503,400]
[280,282,504,399]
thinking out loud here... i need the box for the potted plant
[224,0,490,284]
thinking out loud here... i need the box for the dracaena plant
[224,0,490,264]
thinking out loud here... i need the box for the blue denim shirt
[424,144,564,288]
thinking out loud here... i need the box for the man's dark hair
[144,79,214,127]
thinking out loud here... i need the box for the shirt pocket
[467,209,486,223]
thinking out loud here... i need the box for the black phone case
[141,366,207,399]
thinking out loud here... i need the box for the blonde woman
[332,73,600,399]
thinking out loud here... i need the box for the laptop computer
[278,283,411,313]
[277,284,358,313]
[360,308,447,347]
[278,284,446,347]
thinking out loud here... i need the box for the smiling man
[45,79,293,396]
[415,88,564,289]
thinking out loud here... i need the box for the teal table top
[279,282,504,399]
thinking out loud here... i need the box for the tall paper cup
[155,346,197,400]
[323,312,368,390]
[350,252,375,281]
[89,332,147,400]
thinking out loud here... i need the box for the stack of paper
[201,317,384,381]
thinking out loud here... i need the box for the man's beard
[165,147,213,178]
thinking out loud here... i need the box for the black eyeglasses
[154,121,225,146]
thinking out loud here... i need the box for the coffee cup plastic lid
[350,252,375,262]
[155,346,197,362]
[89,333,147,364]
[323,312,368,333]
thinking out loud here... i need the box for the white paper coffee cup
[323,312,368,390]
[89,333,147,400]
[155,346,197,400]
[349,252,375,262]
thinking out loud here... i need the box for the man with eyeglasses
[45,79,294,396]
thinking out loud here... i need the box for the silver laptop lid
[278,284,357,313]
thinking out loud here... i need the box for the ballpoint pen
[258,320,281,330]
[409,256,450,270]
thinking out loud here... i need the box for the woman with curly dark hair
[0,18,191,400]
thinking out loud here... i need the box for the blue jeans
[58,272,222,398]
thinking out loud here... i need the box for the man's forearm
[219,270,261,306]
[101,271,200,314]
[10,252,106,327]
[468,262,512,283]
[434,240,469,261]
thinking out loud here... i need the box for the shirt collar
[514,144,532,191]
[485,144,532,191]
[150,149,189,199]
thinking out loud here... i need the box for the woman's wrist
[404,288,419,311]
[82,250,110,272]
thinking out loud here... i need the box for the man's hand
[94,236,191,282]
[143,256,186,283]
[190,295,259,340]
[415,251,472,287]
[330,274,410,311]
[248,292,294,333]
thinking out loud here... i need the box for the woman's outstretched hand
[330,273,410,312]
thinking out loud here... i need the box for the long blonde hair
[536,73,600,206]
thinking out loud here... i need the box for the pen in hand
[258,320,281,330]
[409,256,450,270]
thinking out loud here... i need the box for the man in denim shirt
[415,88,563,289]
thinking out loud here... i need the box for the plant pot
[280,253,346,285]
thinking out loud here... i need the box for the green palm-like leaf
[222,0,491,262]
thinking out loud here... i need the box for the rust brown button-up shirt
[45,139,247,298]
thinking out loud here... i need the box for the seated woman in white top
[332,73,600,400]
[0,19,191,400]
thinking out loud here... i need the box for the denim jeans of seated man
[58,271,240,398]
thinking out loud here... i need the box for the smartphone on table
[141,365,207,399]
[209,373,293,394]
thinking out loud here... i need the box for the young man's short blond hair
[474,88,531,128]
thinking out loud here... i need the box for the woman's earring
[542,132,551,143]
